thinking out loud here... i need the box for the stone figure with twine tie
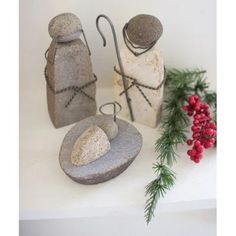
[113,14,165,128]
[45,13,97,128]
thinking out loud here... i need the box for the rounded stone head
[48,13,82,42]
[126,14,163,47]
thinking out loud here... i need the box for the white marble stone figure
[113,14,165,128]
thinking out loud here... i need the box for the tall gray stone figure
[113,14,165,128]
[45,13,97,128]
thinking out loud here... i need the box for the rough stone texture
[71,126,110,166]
[59,115,142,185]
[46,38,96,128]
[48,13,82,42]
[99,120,118,140]
[126,14,163,47]
[113,44,164,128]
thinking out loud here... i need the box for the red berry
[205,128,214,136]
[208,138,215,144]
[194,101,201,110]
[192,133,200,139]
[209,123,216,129]
[187,150,192,156]
[192,126,199,132]
[196,153,203,159]
[185,94,216,163]
[194,114,201,120]
[189,99,196,106]
[212,130,217,137]
[188,111,194,116]
[196,145,204,153]
[187,139,193,145]
[190,149,197,157]
[204,142,213,149]
[194,158,201,163]
[194,140,201,147]
[200,113,206,119]
[182,105,189,111]
[188,96,195,102]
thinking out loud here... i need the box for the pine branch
[144,68,214,224]
[155,69,202,166]
[166,68,206,88]
[145,164,176,224]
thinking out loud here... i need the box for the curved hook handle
[96,14,134,121]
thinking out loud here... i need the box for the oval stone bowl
[59,115,142,184]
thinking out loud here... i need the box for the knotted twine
[44,37,97,108]
[122,23,158,57]
[114,66,166,107]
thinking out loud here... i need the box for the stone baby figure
[113,14,165,128]
[45,13,97,128]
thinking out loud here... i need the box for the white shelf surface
[20,81,216,221]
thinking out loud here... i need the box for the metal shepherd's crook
[96,14,134,121]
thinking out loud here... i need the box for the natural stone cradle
[46,13,96,128]
[59,115,142,185]
[113,44,164,128]
[71,126,110,166]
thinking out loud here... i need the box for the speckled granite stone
[48,13,82,42]
[59,115,142,185]
[126,14,163,47]
[71,126,110,166]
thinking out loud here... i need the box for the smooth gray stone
[126,14,163,47]
[48,13,82,42]
[46,38,96,128]
[99,119,118,140]
[59,115,143,185]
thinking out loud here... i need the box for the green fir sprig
[145,164,176,223]
[144,68,216,224]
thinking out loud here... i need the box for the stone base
[59,115,142,184]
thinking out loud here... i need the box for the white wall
[20,0,216,88]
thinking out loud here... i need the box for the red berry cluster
[183,95,217,163]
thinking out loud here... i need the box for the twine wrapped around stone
[45,12,96,128]
[123,14,163,56]
[114,66,166,108]
[44,66,97,108]
[126,14,163,47]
